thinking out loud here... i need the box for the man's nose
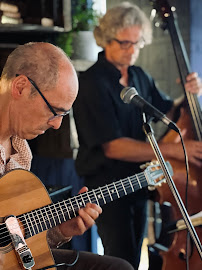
[48,116,63,129]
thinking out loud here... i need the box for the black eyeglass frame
[113,38,145,50]
[16,74,70,121]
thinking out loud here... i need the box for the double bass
[150,0,202,269]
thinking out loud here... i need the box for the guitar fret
[36,210,43,232]
[48,205,56,227]
[34,210,41,234]
[86,192,92,203]
[128,177,134,192]
[64,200,71,220]
[106,185,113,202]
[44,206,52,229]
[136,174,142,188]
[74,197,81,209]
[59,202,66,223]
[66,200,74,219]
[99,187,106,204]
[142,172,149,187]
[54,204,62,224]
[124,178,134,194]
[23,213,32,238]
[33,210,44,232]
[61,201,69,221]
[39,208,48,231]
[30,211,38,235]
[107,184,117,201]
[80,194,86,207]
[91,188,100,205]
[93,190,100,206]
[113,182,120,199]
[69,198,76,217]
[34,209,43,233]
[76,195,85,208]
[26,212,35,237]
[120,179,127,195]
[81,194,88,206]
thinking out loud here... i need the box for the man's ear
[12,75,29,99]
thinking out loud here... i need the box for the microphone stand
[142,117,202,259]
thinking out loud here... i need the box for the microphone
[120,87,179,133]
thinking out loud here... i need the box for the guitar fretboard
[19,171,148,238]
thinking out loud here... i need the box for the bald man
[0,42,133,270]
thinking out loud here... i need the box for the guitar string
[0,173,147,239]
[25,173,148,219]
[0,172,157,244]
[22,177,146,225]
[0,171,156,243]
[0,176,146,242]
[0,172,151,245]
[0,181,146,246]
[0,183,139,245]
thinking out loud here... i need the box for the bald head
[0,42,78,140]
[1,42,76,93]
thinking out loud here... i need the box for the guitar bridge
[5,215,35,269]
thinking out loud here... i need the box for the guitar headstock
[150,0,176,29]
[143,161,173,189]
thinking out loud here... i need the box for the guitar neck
[20,171,148,238]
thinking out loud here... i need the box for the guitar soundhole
[0,223,12,247]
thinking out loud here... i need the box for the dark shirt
[73,51,173,184]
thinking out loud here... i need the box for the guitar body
[0,169,56,270]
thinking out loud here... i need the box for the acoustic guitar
[0,162,172,270]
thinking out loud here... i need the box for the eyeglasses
[16,74,70,121]
[113,38,145,50]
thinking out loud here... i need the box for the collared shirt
[0,135,32,176]
[73,51,173,183]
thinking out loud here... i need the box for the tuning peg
[148,186,156,191]
[140,161,159,170]
[140,162,150,169]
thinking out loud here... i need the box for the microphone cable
[178,130,190,270]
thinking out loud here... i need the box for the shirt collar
[97,51,122,80]
[97,51,135,82]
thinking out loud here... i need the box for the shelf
[0,23,68,46]
[0,23,66,33]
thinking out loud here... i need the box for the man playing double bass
[73,2,202,269]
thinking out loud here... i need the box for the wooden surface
[0,169,56,270]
